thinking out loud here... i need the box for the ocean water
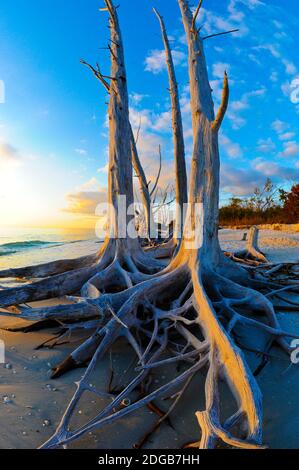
[0,227,101,270]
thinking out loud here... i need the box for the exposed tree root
[0,238,165,309]
[0,264,99,308]
[0,245,297,448]
[134,374,194,449]
[35,319,101,350]
[8,248,288,449]
[0,254,97,280]
[145,238,178,259]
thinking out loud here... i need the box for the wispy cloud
[64,187,107,215]
[227,88,266,129]
[0,141,22,167]
[280,141,299,158]
[221,159,299,196]
[129,93,149,106]
[75,148,87,156]
[213,63,230,79]
[279,132,295,141]
[256,138,276,153]
[219,134,243,159]
[145,49,186,74]
[271,119,289,134]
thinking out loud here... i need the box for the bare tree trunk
[105,2,134,243]
[130,126,153,240]
[153,8,188,241]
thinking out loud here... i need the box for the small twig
[134,373,195,449]
[108,306,128,329]
[108,351,114,393]
[203,29,239,40]
[80,59,110,93]
[150,145,162,197]
[266,284,299,297]
[191,0,203,34]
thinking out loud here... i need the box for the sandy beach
[1,228,299,449]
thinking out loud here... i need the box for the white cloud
[0,142,19,161]
[221,159,299,196]
[270,71,278,82]
[0,142,21,168]
[77,177,101,192]
[212,62,230,79]
[75,148,87,156]
[227,88,266,129]
[273,20,283,29]
[238,0,265,8]
[221,164,263,195]
[253,45,297,77]
[253,158,299,179]
[281,80,293,99]
[129,107,152,131]
[256,138,275,153]
[282,59,297,76]
[230,99,249,112]
[199,3,249,39]
[253,44,281,59]
[145,49,186,74]
[219,134,243,159]
[279,132,296,141]
[97,163,109,174]
[152,111,172,133]
[129,93,148,105]
[271,119,289,134]
[248,54,261,66]
[226,110,247,129]
[64,188,107,215]
[280,141,299,158]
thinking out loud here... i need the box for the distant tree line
[219,178,299,226]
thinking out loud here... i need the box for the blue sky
[0,0,298,227]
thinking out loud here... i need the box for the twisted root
[29,254,296,449]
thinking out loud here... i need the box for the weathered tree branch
[212,71,229,132]
[191,0,203,34]
[153,7,188,240]
[203,29,239,40]
[81,56,153,239]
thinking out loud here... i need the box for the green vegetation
[220,178,299,226]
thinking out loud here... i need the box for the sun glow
[0,163,34,226]
[0,161,100,230]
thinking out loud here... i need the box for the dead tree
[0,0,163,314]
[0,0,298,450]
[153,8,188,242]
[130,128,154,240]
